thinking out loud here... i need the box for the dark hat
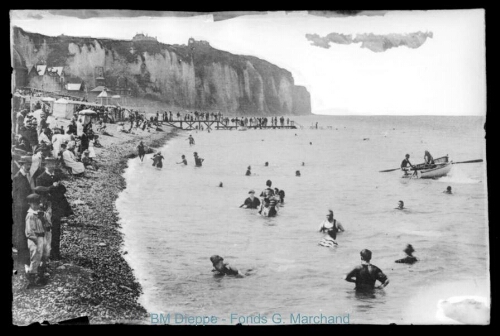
[18,156,32,164]
[26,194,41,203]
[44,157,57,164]
[360,249,372,260]
[34,186,51,195]
[210,255,224,264]
[249,190,255,194]
[405,154,410,157]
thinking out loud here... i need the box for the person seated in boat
[424,150,435,166]
[395,244,418,264]
[319,210,345,242]
[240,190,261,209]
[395,200,405,210]
[401,154,414,175]
[210,255,244,277]
[444,186,452,194]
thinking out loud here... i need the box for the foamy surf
[436,296,490,324]
[438,166,481,184]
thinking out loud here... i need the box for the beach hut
[53,98,75,119]
[97,89,111,105]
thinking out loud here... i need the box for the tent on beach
[53,98,75,119]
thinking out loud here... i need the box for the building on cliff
[27,63,66,92]
[133,33,158,43]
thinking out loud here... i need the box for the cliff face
[12,27,311,115]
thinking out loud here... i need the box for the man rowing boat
[401,154,414,176]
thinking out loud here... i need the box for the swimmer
[210,255,244,277]
[344,249,389,291]
[296,170,301,177]
[193,152,204,167]
[219,182,223,188]
[395,244,418,264]
[245,166,251,176]
[444,186,452,194]
[260,180,273,197]
[310,142,312,145]
[265,162,269,167]
[151,152,164,169]
[395,200,405,210]
[319,210,345,241]
[176,155,187,165]
[302,162,305,166]
[187,134,195,146]
[240,190,261,209]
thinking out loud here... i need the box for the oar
[379,167,401,172]
[452,159,483,164]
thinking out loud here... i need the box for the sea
[115,115,489,325]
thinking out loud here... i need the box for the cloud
[306,31,433,52]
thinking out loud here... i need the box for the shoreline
[12,124,179,325]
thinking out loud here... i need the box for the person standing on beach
[194,152,204,167]
[24,194,48,288]
[344,249,389,291]
[137,141,146,162]
[13,156,33,268]
[177,155,187,165]
[36,157,72,260]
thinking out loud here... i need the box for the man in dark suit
[36,157,72,259]
[13,156,33,267]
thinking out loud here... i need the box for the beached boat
[402,156,452,179]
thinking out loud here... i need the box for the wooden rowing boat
[402,156,452,179]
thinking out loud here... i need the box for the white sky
[10,10,486,116]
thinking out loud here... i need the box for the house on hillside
[28,63,65,92]
[64,76,86,98]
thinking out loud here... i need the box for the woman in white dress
[88,138,96,158]
[61,143,85,175]
[51,129,65,158]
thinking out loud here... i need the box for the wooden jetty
[160,120,297,130]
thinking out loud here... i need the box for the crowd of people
[11,100,113,288]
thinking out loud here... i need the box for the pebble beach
[12,123,178,325]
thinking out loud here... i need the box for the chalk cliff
[12,27,311,115]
